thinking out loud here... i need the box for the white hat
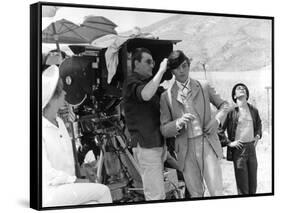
[42,65,60,109]
[45,51,63,65]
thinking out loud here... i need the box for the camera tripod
[70,113,184,202]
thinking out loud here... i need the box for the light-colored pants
[183,136,223,197]
[43,183,112,207]
[133,144,166,200]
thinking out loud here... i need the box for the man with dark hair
[123,47,168,200]
[160,50,229,197]
[219,83,262,195]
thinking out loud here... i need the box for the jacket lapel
[190,79,203,123]
[170,82,185,117]
[190,79,200,101]
[170,79,203,119]
[247,103,257,134]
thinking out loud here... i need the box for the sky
[42,5,174,53]
[42,6,174,33]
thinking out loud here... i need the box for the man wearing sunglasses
[160,50,229,197]
[218,83,262,195]
[123,48,168,200]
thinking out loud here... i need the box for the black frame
[30,1,274,210]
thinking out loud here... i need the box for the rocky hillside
[141,14,272,72]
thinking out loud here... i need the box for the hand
[82,161,98,183]
[159,58,168,73]
[254,135,260,147]
[84,150,96,164]
[204,118,219,135]
[75,140,82,151]
[75,178,90,183]
[228,140,243,149]
[177,113,196,129]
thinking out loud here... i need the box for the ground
[165,70,273,196]
[221,131,272,195]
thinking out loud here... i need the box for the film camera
[59,38,183,202]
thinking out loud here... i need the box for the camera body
[59,38,181,201]
[60,38,179,108]
[59,37,180,149]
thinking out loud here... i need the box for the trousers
[182,135,223,197]
[233,142,258,195]
[133,144,166,200]
[43,182,112,207]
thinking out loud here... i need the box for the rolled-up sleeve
[134,83,146,102]
[126,76,146,103]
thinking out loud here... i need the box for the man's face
[135,52,154,78]
[48,89,66,112]
[235,85,247,100]
[172,60,190,83]
[57,90,66,110]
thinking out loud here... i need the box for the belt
[242,140,255,145]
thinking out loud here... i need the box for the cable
[197,80,206,197]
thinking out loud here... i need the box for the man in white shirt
[219,83,262,195]
[42,65,112,207]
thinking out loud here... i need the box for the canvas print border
[30,1,274,210]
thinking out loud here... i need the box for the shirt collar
[42,116,60,129]
[176,77,190,91]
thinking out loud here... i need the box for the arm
[256,108,262,139]
[253,108,262,146]
[160,91,196,137]
[160,92,179,138]
[42,140,76,186]
[203,82,229,134]
[207,83,229,123]
[217,113,231,147]
[141,59,167,101]
[218,112,244,149]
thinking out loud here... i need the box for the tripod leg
[96,150,104,183]
[115,135,142,176]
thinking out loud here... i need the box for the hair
[167,50,191,72]
[131,47,152,71]
[231,83,249,103]
[44,78,64,110]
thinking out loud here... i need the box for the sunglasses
[144,59,155,66]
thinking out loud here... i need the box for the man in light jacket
[160,50,229,197]
[42,65,112,207]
